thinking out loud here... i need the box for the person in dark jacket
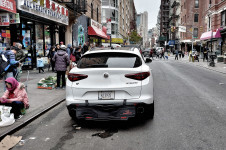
[47,46,56,72]
[52,45,70,89]
[74,47,82,63]
[82,42,89,54]
[15,43,25,82]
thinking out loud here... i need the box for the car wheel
[145,102,154,119]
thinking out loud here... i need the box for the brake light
[125,72,150,81]
[68,73,88,82]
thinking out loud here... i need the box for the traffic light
[200,26,203,32]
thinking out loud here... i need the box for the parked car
[66,47,154,121]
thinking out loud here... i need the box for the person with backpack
[15,43,25,82]
[52,45,70,89]
[1,47,19,90]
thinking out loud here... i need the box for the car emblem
[104,73,109,78]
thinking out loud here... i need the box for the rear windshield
[77,52,142,68]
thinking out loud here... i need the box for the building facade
[136,11,148,48]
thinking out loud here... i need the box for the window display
[35,24,44,56]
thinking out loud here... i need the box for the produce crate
[37,82,55,90]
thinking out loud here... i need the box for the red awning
[200,28,222,40]
[88,26,109,39]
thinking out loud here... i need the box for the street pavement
[10,59,226,150]
[0,69,65,137]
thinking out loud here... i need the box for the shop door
[22,29,33,69]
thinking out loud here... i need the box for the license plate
[98,91,115,100]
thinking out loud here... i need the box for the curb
[0,98,65,141]
[178,60,226,75]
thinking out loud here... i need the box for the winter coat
[66,44,72,58]
[2,82,29,108]
[52,50,70,71]
[47,50,56,59]
[16,49,26,63]
[82,45,89,54]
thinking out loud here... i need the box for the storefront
[0,0,69,69]
[0,0,17,50]
[220,27,226,55]
[200,28,222,55]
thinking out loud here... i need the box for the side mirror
[145,58,152,63]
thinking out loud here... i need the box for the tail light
[125,72,150,81]
[68,73,88,82]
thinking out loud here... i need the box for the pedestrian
[47,46,56,72]
[82,42,89,54]
[178,49,182,58]
[2,47,19,90]
[66,44,72,59]
[203,46,208,62]
[161,49,165,60]
[15,43,25,82]
[37,55,44,73]
[55,44,60,51]
[52,45,70,89]
[74,47,82,64]
[0,77,29,119]
[174,49,179,60]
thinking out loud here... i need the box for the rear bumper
[67,102,153,121]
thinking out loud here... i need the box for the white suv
[66,47,154,121]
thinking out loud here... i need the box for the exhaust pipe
[137,107,144,114]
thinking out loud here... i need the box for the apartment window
[208,16,211,30]
[91,3,93,19]
[221,11,226,26]
[185,15,186,23]
[195,0,199,8]
[97,7,99,22]
[193,28,198,38]
[209,0,211,8]
[194,14,199,22]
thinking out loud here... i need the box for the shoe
[15,115,23,120]
[55,87,60,89]
[62,86,65,90]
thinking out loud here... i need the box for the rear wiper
[86,64,108,68]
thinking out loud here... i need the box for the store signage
[91,19,102,30]
[106,18,111,35]
[0,0,16,13]
[17,0,69,25]
[9,13,20,24]
[179,26,186,33]
[0,13,10,26]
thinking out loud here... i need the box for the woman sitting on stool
[0,77,29,119]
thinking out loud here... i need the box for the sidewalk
[0,69,65,137]
[169,54,226,74]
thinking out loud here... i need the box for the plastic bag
[0,106,15,127]
[0,113,15,127]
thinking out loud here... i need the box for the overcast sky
[134,0,161,30]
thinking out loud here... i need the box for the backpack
[0,51,10,78]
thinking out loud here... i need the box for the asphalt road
[12,59,226,150]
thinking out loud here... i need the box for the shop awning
[168,40,175,46]
[88,26,109,39]
[200,28,222,40]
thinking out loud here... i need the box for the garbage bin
[224,53,226,64]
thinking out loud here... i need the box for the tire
[145,102,154,119]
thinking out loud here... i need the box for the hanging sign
[0,13,9,26]
[106,18,111,35]
[17,0,69,25]
[9,13,20,24]
[0,0,16,13]
[91,19,102,30]
[179,26,186,33]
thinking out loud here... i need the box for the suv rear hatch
[69,52,143,101]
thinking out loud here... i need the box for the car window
[77,52,142,68]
